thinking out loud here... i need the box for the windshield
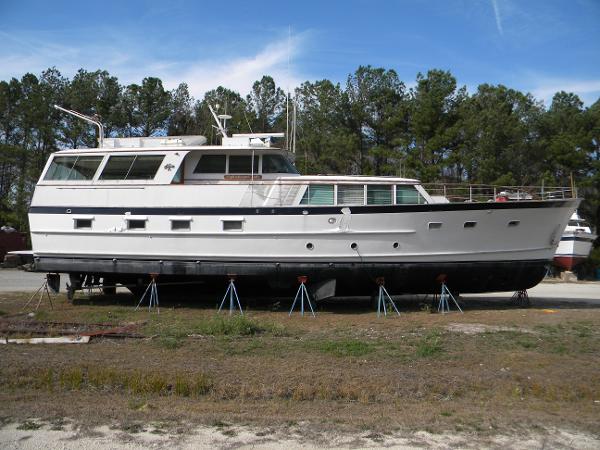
[262,154,298,174]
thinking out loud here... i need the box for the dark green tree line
[1,66,599,238]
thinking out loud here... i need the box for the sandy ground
[1,421,599,450]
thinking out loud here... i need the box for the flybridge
[53,104,286,150]
[100,133,284,149]
[223,133,285,148]
[103,136,207,148]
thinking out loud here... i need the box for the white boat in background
[554,212,597,271]
[27,106,580,299]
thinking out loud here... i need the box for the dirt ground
[1,286,600,448]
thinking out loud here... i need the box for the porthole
[223,220,243,231]
[464,221,477,228]
[127,220,146,230]
[328,217,336,224]
[428,222,442,230]
[171,220,191,231]
[74,219,92,229]
[350,242,358,250]
[508,220,520,227]
[393,242,399,249]
[306,242,314,250]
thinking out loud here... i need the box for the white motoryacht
[554,212,597,271]
[27,109,579,298]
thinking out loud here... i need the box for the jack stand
[289,276,316,317]
[22,275,54,311]
[135,274,160,313]
[438,282,463,314]
[511,289,530,308]
[82,274,101,297]
[375,277,400,317]
[218,276,243,315]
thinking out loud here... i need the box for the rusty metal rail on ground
[0,319,145,339]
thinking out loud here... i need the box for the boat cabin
[37,134,431,208]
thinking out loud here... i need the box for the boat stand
[511,289,530,308]
[289,276,316,317]
[218,276,243,315]
[375,277,400,317]
[22,275,55,311]
[135,274,160,313]
[438,282,463,314]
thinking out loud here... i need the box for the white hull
[29,187,576,264]
[27,132,580,295]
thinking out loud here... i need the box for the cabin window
[337,185,365,205]
[428,222,442,230]
[127,156,164,179]
[127,219,146,230]
[262,155,298,174]
[300,185,334,205]
[44,155,103,181]
[367,185,392,205]
[194,155,226,173]
[171,163,184,184]
[74,219,92,229]
[568,219,590,228]
[464,221,477,228]
[508,220,520,227]
[229,155,259,174]
[100,155,164,180]
[396,185,424,204]
[100,156,135,179]
[171,220,191,231]
[223,220,243,231]
[45,156,77,180]
[67,156,104,180]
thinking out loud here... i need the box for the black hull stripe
[29,200,574,216]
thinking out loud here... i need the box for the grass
[1,291,600,435]
[192,315,286,336]
[313,339,375,357]
[2,366,214,398]
[415,330,444,357]
[17,420,41,430]
[156,336,184,349]
[144,314,287,343]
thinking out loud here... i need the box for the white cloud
[0,29,310,99]
[159,33,308,98]
[491,0,504,36]
[529,77,600,106]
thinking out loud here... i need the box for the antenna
[286,25,291,152]
[208,104,230,138]
[54,105,105,148]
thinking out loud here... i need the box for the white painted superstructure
[28,132,579,297]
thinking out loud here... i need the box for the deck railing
[421,183,575,203]
[234,180,576,207]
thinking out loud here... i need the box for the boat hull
[553,234,596,270]
[28,199,579,296]
[33,256,549,295]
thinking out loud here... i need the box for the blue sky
[1,0,599,106]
